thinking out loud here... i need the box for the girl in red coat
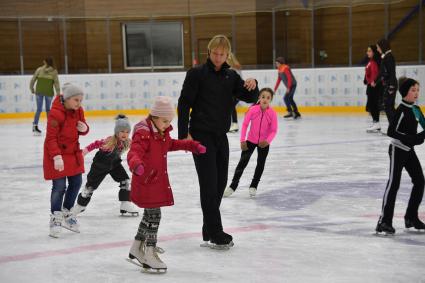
[364,45,382,133]
[126,96,206,273]
[43,83,89,238]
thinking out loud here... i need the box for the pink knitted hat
[150,96,175,120]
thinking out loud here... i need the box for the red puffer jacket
[43,95,89,180]
[127,118,201,208]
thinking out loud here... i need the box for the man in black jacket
[178,35,259,249]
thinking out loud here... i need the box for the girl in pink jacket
[224,88,278,197]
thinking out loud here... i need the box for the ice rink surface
[1,114,424,283]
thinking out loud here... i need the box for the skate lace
[152,249,163,262]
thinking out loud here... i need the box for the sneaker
[33,124,42,136]
[366,122,381,133]
[49,211,63,238]
[283,112,293,118]
[223,187,235,197]
[249,187,257,197]
[62,208,80,233]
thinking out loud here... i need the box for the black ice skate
[32,124,42,136]
[283,112,293,119]
[203,232,234,250]
[293,112,301,120]
[405,217,425,232]
[375,222,395,236]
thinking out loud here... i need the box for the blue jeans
[51,174,82,213]
[33,94,53,125]
[283,85,298,113]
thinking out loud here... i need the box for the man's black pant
[230,141,269,190]
[383,84,397,124]
[191,130,229,241]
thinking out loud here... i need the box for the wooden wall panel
[0,21,20,74]
[314,7,349,66]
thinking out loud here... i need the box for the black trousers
[230,141,269,190]
[379,145,425,225]
[77,161,130,207]
[191,130,229,240]
[366,85,381,122]
[231,98,239,123]
[383,84,397,124]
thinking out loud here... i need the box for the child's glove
[82,148,89,156]
[258,141,269,148]
[134,164,144,176]
[241,141,248,151]
[193,143,207,154]
[53,155,64,171]
[77,121,88,132]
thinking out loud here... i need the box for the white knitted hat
[62,83,84,100]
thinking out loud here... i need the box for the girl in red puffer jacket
[43,83,89,238]
[126,96,206,273]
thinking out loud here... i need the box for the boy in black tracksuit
[178,35,259,248]
[377,78,425,235]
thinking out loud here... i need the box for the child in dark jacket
[376,77,425,235]
[127,96,206,273]
[73,114,138,217]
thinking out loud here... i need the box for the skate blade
[141,264,167,274]
[126,258,148,268]
[120,211,139,217]
[366,129,381,133]
[49,233,60,238]
[404,228,425,234]
[374,231,395,237]
[62,226,80,233]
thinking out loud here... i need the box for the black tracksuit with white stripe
[379,100,425,225]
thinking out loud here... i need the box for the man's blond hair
[207,35,232,54]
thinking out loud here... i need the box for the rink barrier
[0,106,371,119]
[0,65,423,118]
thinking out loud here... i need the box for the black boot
[32,124,42,136]
[375,222,395,235]
[283,112,293,118]
[405,217,425,230]
[209,231,234,249]
[293,112,302,119]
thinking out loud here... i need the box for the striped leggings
[379,145,424,225]
[135,208,161,247]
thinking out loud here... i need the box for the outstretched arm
[178,68,200,139]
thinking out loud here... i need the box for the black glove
[363,78,368,85]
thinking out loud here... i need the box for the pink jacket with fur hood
[240,104,278,144]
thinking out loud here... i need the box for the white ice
[0,114,424,283]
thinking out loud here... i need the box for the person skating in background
[178,35,259,249]
[126,96,206,273]
[376,77,425,235]
[29,57,60,135]
[227,52,242,133]
[373,38,397,126]
[73,114,138,217]
[43,83,89,238]
[224,88,278,198]
[274,57,301,119]
[364,45,382,133]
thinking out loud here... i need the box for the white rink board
[0,65,424,113]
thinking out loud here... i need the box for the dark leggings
[366,85,381,122]
[230,141,270,190]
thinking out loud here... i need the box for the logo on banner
[85,82,91,88]
[331,75,337,82]
[143,80,149,86]
[100,80,107,88]
[344,74,350,83]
